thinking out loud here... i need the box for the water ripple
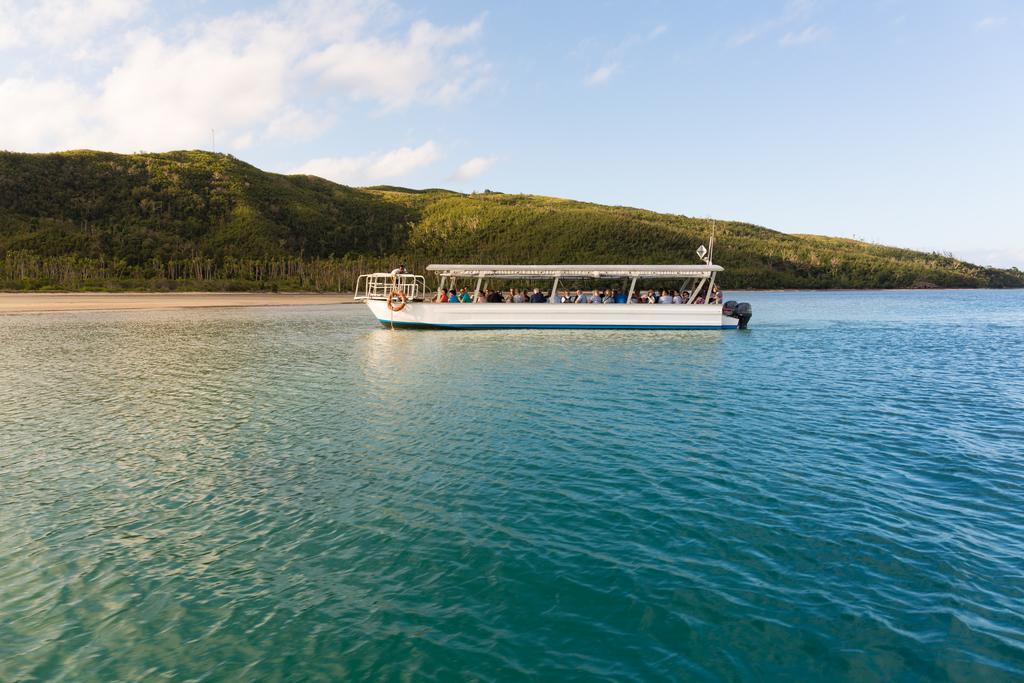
[1,292,1023,681]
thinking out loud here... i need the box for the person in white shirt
[659,289,673,304]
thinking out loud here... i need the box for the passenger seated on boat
[681,290,690,303]
[613,289,627,304]
[659,289,673,304]
[486,289,504,303]
[529,288,546,303]
[446,289,459,303]
[512,288,526,303]
[630,292,639,303]
[435,288,447,303]
[672,290,683,304]
[589,289,603,303]
[574,290,588,303]
[458,288,473,303]
[550,290,568,304]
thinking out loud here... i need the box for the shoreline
[0,292,355,314]
[2,287,1018,314]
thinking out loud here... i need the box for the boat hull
[365,300,740,329]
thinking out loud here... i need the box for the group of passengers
[434,285,723,305]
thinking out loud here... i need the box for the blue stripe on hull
[377,319,736,330]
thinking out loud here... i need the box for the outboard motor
[724,301,753,329]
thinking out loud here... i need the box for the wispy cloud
[451,156,496,181]
[581,24,666,86]
[291,141,441,185]
[728,27,766,47]
[728,0,825,48]
[975,16,1007,31]
[780,25,830,46]
[585,63,618,86]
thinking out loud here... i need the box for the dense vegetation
[1,150,1020,291]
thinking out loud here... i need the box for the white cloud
[291,141,440,185]
[0,78,94,149]
[585,63,618,86]
[0,0,145,50]
[649,24,667,39]
[0,2,20,50]
[94,27,293,152]
[780,25,829,46]
[229,132,254,151]
[451,156,495,181]
[303,17,487,108]
[291,156,366,185]
[367,141,439,177]
[975,17,1006,31]
[263,107,333,142]
[0,2,489,153]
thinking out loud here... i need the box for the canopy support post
[626,277,637,303]
[551,276,560,303]
[686,276,708,304]
[474,274,484,302]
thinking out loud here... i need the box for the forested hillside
[1,150,1020,291]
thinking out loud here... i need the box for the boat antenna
[708,224,716,264]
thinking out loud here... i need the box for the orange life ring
[386,289,407,312]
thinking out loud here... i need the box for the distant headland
[1,150,1021,292]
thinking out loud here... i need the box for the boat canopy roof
[427,264,722,279]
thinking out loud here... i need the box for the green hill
[1,149,1020,291]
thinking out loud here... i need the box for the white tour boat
[355,259,753,330]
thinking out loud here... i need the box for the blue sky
[1,1,1021,266]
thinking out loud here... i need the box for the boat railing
[354,273,427,302]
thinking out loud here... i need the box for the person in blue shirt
[447,289,459,303]
[613,289,627,304]
[528,288,546,303]
[458,288,473,303]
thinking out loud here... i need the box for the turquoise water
[1,290,1023,681]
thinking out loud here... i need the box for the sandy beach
[0,292,355,314]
